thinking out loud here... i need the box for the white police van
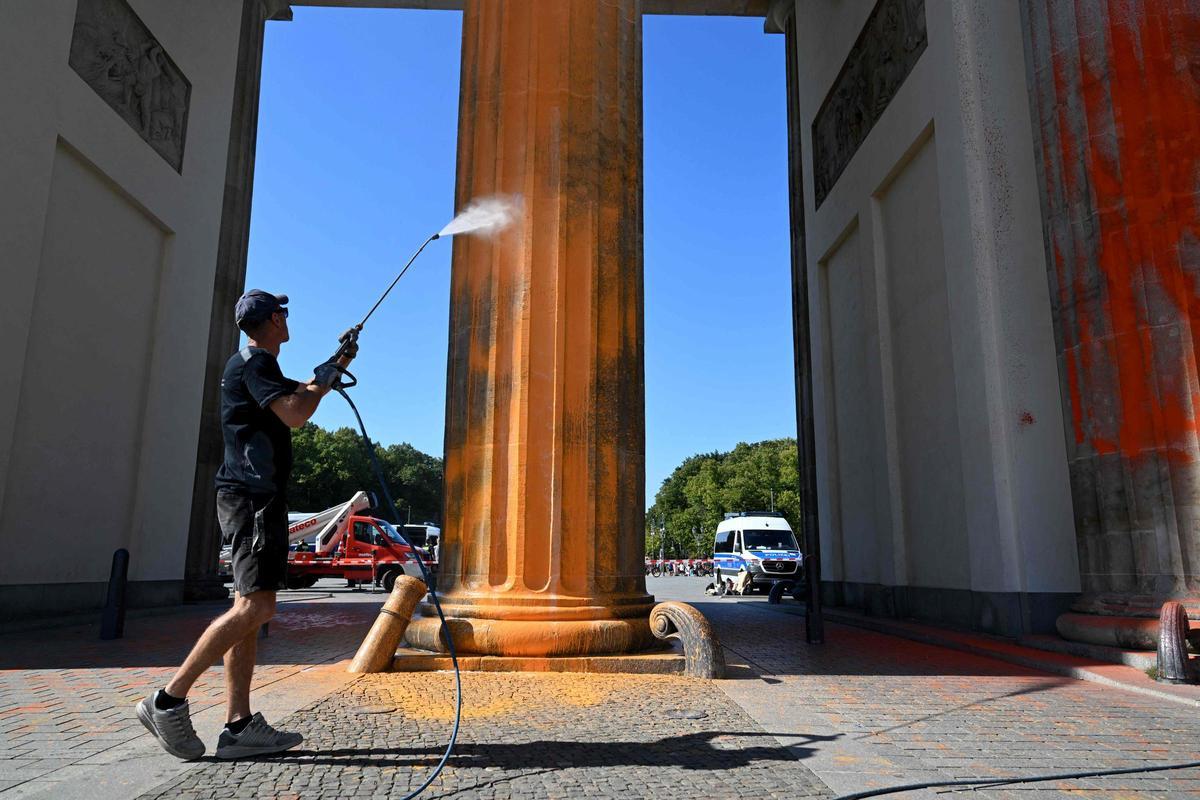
[712,512,803,591]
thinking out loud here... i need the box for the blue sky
[247,7,795,504]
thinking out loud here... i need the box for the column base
[405,613,659,657]
[1069,592,1200,619]
[1056,611,1200,651]
[392,640,684,674]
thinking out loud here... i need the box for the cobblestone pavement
[0,584,382,796]
[702,594,1200,800]
[6,577,1200,799]
[139,671,833,800]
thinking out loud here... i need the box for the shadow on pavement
[851,680,1068,738]
[258,729,844,770]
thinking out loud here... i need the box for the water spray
[316,194,520,800]
[325,194,522,366]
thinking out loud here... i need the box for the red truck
[218,491,435,592]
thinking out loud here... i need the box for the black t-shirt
[215,347,300,494]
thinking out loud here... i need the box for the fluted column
[1021,0,1200,618]
[406,0,655,656]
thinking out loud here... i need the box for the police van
[712,512,803,591]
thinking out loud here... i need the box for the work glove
[313,361,342,389]
[341,338,359,359]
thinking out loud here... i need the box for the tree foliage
[646,438,801,558]
[289,423,443,524]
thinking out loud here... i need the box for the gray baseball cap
[234,289,288,326]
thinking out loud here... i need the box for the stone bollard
[349,576,426,673]
[99,548,129,640]
[768,581,794,605]
[650,601,726,678]
[1156,601,1195,684]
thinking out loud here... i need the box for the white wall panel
[877,132,969,590]
[1,143,167,583]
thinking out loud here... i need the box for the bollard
[99,548,129,640]
[1156,601,1195,684]
[768,581,794,605]
[348,575,426,673]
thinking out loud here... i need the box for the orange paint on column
[1050,1,1200,463]
[406,0,655,657]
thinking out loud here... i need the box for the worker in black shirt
[136,289,356,761]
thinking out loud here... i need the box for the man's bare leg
[223,627,258,724]
[165,591,276,700]
[134,592,273,760]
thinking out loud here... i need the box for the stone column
[406,0,655,657]
[1021,0,1200,626]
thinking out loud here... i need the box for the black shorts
[217,489,288,595]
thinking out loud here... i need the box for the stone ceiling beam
[287,0,770,16]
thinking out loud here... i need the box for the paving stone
[703,594,1200,800]
[0,588,382,789]
[135,670,831,800]
[6,577,1200,798]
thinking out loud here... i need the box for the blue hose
[334,383,461,800]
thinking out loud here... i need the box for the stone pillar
[405,0,655,657]
[184,0,291,601]
[1021,1,1200,623]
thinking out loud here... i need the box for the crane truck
[217,491,435,592]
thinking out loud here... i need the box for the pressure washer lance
[312,230,459,800]
[318,232,441,375]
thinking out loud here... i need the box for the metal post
[100,548,129,640]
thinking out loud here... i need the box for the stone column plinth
[1021,0,1200,624]
[405,0,656,657]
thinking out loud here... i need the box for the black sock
[225,715,253,734]
[154,689,185,711]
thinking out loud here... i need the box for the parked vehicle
[217,491,433,591]
[711,512,802,593]
[401,522,440,558]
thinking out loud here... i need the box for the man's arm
[269,352,354,429]
[269,382,328,429]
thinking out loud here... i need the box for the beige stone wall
[0,0,243,617]
[787,0,1080,624]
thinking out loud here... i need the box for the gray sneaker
[214,712,303,760]
[136,692,205,760]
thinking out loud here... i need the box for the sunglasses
[274,308,289,320]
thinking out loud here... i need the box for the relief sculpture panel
[812,0,926,208]
[68,0,192,172]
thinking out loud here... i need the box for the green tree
[288,423,444,523]
[646,438,801,558]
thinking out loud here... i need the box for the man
[136,289,355,760]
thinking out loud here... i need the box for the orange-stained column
[405,0,656,657]
[1022,0,1200,619]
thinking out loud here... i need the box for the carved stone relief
[812,0,926,208]
[69,0,192,172]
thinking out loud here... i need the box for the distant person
[136,290,356,760]
[733,570,753,595]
